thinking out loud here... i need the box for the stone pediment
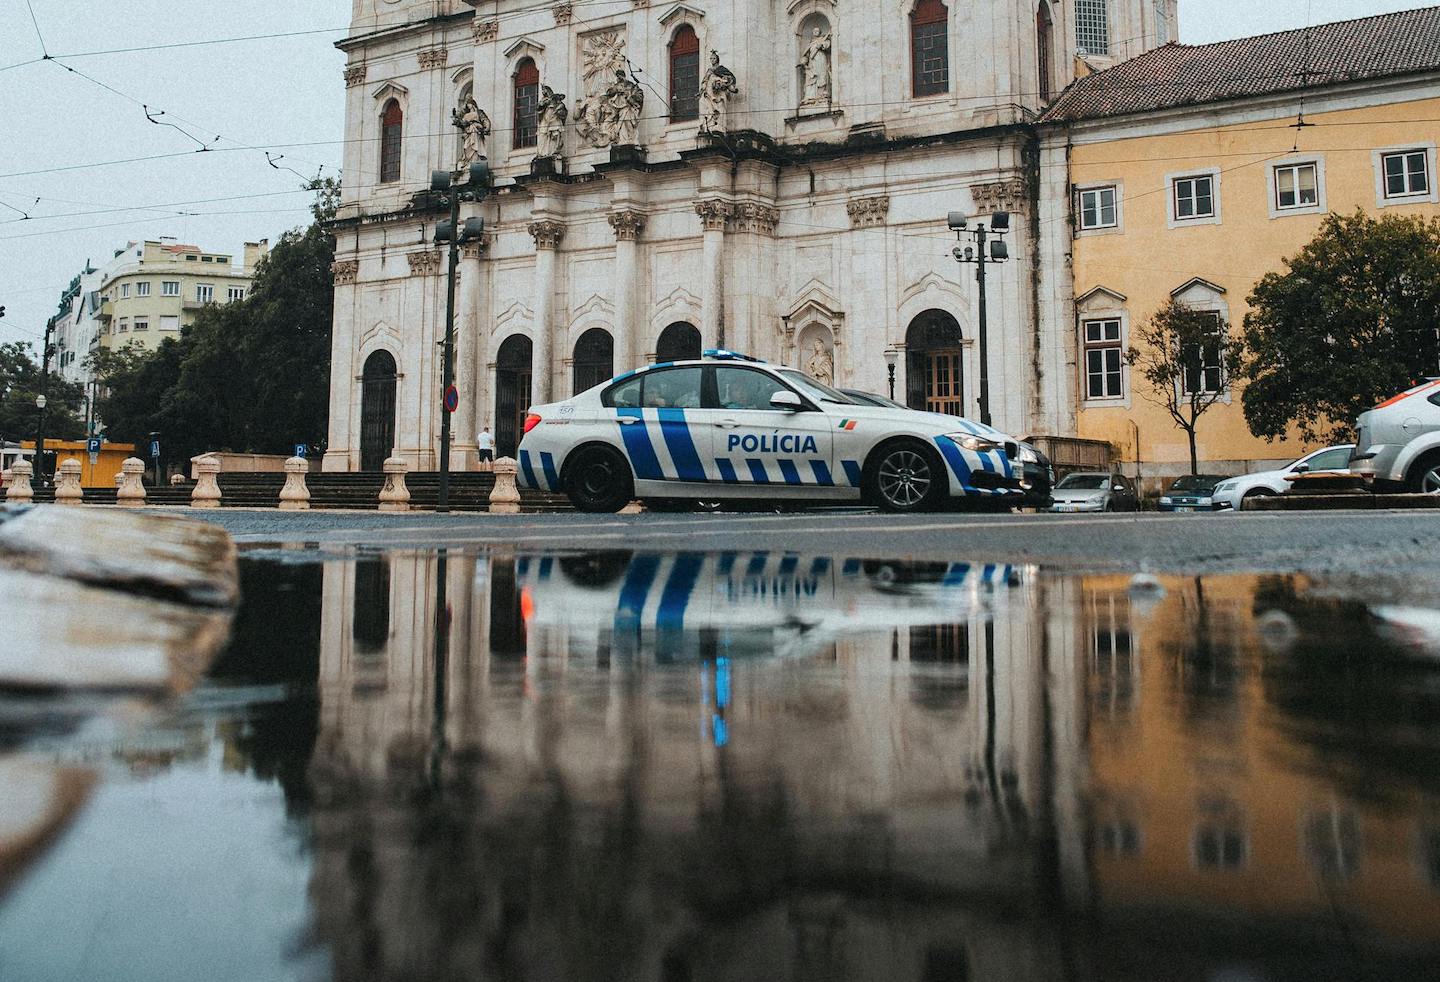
[1076,285,1127,311]
[1170,277,1226,300]
[787,280,843,322]
[495,301,535,332]
[502,36,545,60]
[787,0,835,15]
[450,65,473,86]
[571,293,615,319]
[370,81,408,104]
[900,271,965,310]
[657,3,705,27]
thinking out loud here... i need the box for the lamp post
[430,161,492,513]
[34,316,53,487]
[948,211,1011,428]
[883,347,898,401]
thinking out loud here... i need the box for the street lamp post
[430,161,492,514]
[883,347,898,402]
[948,211,1011,428]
[34,316,53,487]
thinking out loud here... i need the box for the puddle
[2,549,1439,981]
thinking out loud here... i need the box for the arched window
[379,99,403,183]
[669,25,701,122]
[910,0,949,98]
[1037,2,1054,103]
[573,328,614,394]
[513,58,540,149]
[656,322,701,363]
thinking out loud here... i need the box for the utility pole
[34,316,54,486]
[948,211,1011,428]
[431,161,492,513]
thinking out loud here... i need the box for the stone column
[324,258,360,472]
[454,238,486,469]
[727,202,780,360]
[527,220,565,404]
[608,210,646,375]
[695,200,731,350]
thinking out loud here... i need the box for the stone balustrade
[279,456,311,511]
[378,457,411,512]
[53,460,83,505]
[5,460,33,503]
[191,456,222,509]
[116,458,147,507]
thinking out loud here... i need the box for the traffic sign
[149,440,161,459]
[294,443,307,459]
[444,385,459,413]
[86,437,102,454]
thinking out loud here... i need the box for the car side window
[1306,448,1351,471]
[641,367,703,409]
[605,377,642,408]
[714,367,790,410]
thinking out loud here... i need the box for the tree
[1127,300,1248,475]
[0,340,85,445]
[1238,211,1440,443]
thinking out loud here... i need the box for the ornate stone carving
[536,86,568,158]
[695,199,733,232]
[453,94,491,166]
[461,238,489,260]
[407,250,443,276]
[846,195,890,228]
[344,65,367,88]
[418,48,448,70]
[631,0,650,7]
[474,19,499,43]
[805,337,834,385]
[970,179,1028,215]
[572,32,635,149]
[331,259,359,285]
[553,2,573,25]
[527,220,566,250]
[732,202,780,235]
[608,211,646,242]
[801,29,832,107]
[700,50,739,134]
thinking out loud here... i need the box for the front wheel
[565,446,634,513]
[1407,452,1440,495]
[865,442,946,513]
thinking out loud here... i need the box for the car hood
[839,404,1016,442]
[1052,488,1106,502]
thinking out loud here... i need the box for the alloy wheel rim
[1423,467,1440,495]
[878,450,931,507]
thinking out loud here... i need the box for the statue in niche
[452,94,490,164]
[801,28,832,106]
[805,337,834,385]
[536,85,568,158]
[699,50,739,134]
[603,69,644,145]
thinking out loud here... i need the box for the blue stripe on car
[656,553,704,630]
[616,408,664,480]
[519,450,540,490]
[716,458,738,483]
[841,460,862,487]
[746,459,769,483]
[778,459,802,485]
[615,554,661,633]
[810,460,833,486]
[934,436,976,495]
[657,408,706,482]
[539,451,560,491]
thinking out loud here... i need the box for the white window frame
[1166,168,1221,227]
[135,281,151,297]
[133,318,149,332]
[1178,311,1227,397]
[1267,156,1326,218]
[118,317,129,332]
[1081,316,1127,403]
[1373,144,1438,208]
[160,315,180,331]
[227,286,246,302]
[120,283,130,298]
[196,284,214,303]
[1075,181,1122,236]
[161,280,180,297]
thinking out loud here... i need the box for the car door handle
[618,416,643,425]
[719,419,740,429]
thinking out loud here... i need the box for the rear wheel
[1407,451,1440,494]
[865,441,946,513]
[565,446,634,513]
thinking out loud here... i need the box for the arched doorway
[359,350,397,471]
[656,322,701,363]
[494,335,533,458]
[905,310,965,416]
[573,328,614,394]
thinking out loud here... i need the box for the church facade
[326,0,1175,470]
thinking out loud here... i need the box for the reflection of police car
[517,551,1024,661]
[518,351,1025,512]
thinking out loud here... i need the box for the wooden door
[925,350,964,416]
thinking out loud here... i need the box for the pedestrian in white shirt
[476,426,494,468]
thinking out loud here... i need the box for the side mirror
[770,390,804,412]
[1113,485,1124,492]
[1293,463,1310,474]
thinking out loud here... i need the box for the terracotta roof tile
[1042,6,1440,123]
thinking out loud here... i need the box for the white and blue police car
[517,350,1026,513]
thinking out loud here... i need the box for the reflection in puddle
[3,551,1440,981]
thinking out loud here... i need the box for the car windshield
[1170,475,1224,493]
[1057,475,1108,490]
[844,389,907,410]
[778,370,854,405]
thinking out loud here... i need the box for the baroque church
[325,0,1174,470]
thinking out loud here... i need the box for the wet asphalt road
[187,507,1440,577]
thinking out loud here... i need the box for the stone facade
[326,0,1172,470]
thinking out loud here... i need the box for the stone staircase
[5,471,572,512]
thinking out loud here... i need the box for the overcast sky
[2,0,1434,348]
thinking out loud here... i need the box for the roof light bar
[702,348,764,363]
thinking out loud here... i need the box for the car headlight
[950,434,1002,453]
[1018,445,1039,464]
[1215,480,1237,493]
[1159,496,1173,505]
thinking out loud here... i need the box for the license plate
[1175,506,1194,513]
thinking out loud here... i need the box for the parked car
[1349,379,1440,493]
[519,351,1026,513]
[1210,445,1355,511]
[1157,474,1227,512]
[1045,471,1139,512]
[842,389,1054,507]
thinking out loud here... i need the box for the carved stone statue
[801,28,832,106]
[536,85,568,158]
[604,69,644,145]
[699,50,739,134]
[452,94,490,165]
[806,337,834,386]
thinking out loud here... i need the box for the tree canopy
[0,340,86,445]
[1238,211,1440,443]
[90,178,339,465]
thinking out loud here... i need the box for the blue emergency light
[702,349,764,363]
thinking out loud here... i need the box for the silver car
[1349,379,1440,493]
[1046,472,1139,513]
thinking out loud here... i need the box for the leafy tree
[1127,300,1248,475]
[1238,211,1440,443]
[0,340,86,445]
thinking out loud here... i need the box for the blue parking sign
[294,444,307,459]
[87,437,102,454]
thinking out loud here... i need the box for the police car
[517,350,1025,512]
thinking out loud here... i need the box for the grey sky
[2,0,1434,348]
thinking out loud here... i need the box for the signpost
[87,437,101,468]
[444,386,459,414]
[294,443,307,459]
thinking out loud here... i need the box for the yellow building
[1037,7,1440,483]
[96,238,268,354]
